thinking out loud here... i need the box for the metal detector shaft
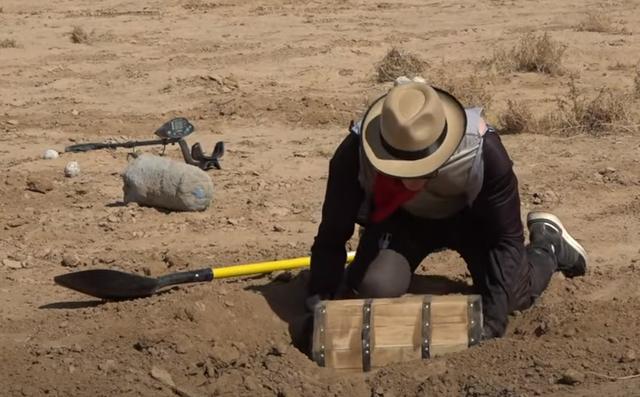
[65,137,182,153]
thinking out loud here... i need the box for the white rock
[64,161,80,177]
[2,259,23,269]
[43,149,59,160]
[150,366,175,388]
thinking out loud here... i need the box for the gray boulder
[122,154,213,211]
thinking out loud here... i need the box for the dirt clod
[558,369,585,385]
[26,177,54,193]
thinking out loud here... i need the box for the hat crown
[380,83,446,153]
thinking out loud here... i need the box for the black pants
[345,209,557,313]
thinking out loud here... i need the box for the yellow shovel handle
[212,251,356,279]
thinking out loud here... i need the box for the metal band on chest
[361,299,373,371]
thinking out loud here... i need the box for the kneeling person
[307,80,587,339]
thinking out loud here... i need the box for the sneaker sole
[527,211,588,266]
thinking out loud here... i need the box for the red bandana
[370,173,419,223]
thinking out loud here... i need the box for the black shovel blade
[54,269,160,300]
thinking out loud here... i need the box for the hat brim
[361,87,467,179]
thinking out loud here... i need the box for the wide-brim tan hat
[361,82,467,179]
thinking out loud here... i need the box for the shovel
[54,252,356,300]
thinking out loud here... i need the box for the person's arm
[308,133,364,298]
[472,131,526,338]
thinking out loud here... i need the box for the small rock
[243,375,259,391]
[209,345,240,365]
[293,151,308,158]
[71,109,79,116]
[599,167,617,175]
[273,224,286,232]
[558,369,584,385]
[620,350,636,363]
[64,161,80,177]
[533,358,547,368]
[374,386,385,396]
[207,74,223,83]
[7,119,18,126]
[150,366,175,388]
[98,359,117,373]
[532,192,543,205]
[607,336,620,344]
[61,255,80,268]
[43,149,59,159]
[270,342,289,356]
[26,176,54,194]
[2,259,23,269]
[534,322,549,336]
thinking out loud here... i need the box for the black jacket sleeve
[471,131,527,338]
[308,133,364,297]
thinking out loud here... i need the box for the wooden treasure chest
[311,294,483,371]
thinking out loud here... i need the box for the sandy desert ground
[1,0,640,396]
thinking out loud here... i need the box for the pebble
[43,149,59,159]
[26,176,54,193]
[620,349,636,363]
[98,359,117,373]
[243,375,259,391]
[2,258,23,269]
[150,366,175,388]
[61,255,80,268]
[64,161,80,177]
[270,342,289,356]
[272,224,286,232]
[599,167,617,175]
[7,119,18,125]
[558,369,584,385]
[209,345,240,364]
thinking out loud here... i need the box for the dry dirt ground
[2,0,640,396]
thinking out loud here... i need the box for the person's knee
[357,249,412,298]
